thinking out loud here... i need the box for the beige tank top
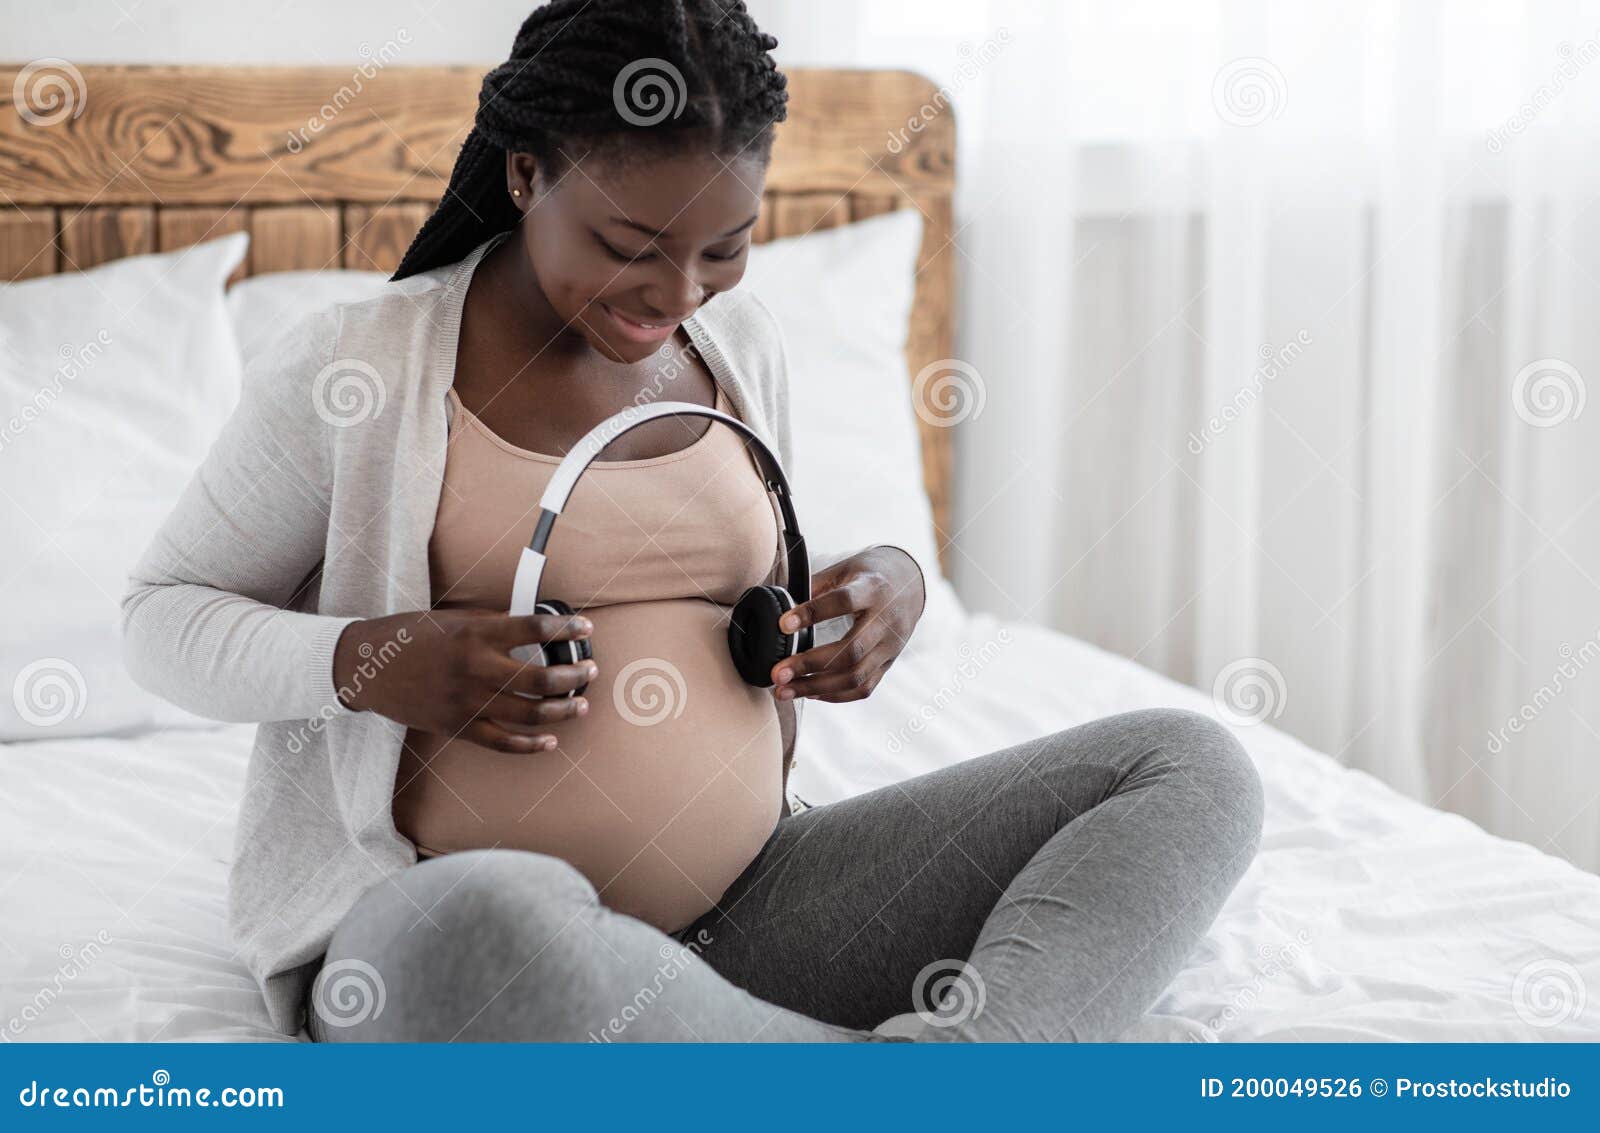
[392,384,785,933]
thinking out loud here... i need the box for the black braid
[392,0,788,280]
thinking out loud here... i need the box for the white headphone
[508,400,813,695]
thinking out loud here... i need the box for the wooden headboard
[0,63,956,565]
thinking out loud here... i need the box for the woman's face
[508,146,766,365]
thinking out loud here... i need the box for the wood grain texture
[157,207,250,282]
[58,206,155,270]
[0,64,957,566]
[342,202,431,273]
[771,70,955,195]
[850,194,904,222]
[249,205,339,274]
[0,208,56,280]
[0,66,952,205]
[770,191,850,238]
[902,194,957,557]
[0,65,475,206]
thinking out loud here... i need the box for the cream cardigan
[120,237,898,1034]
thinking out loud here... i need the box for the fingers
[482,689,589,727]
[454,682,592,754]
[495,654,599,699]
[467,612,598,697]
[780,575,873,632]
[482,610,594,649]
[773,614,887,684]
[773,625,893,701]
[460,717,557,754]
[782,653,896,703]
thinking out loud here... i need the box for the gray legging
[305,708,1263,1042]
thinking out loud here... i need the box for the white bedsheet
[4,611,1597,1042]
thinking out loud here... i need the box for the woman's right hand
[331,608,596,753]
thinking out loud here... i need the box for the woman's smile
[599,301,682,345]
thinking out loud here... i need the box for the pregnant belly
[393,598,783,933]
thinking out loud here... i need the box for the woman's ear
[505,151,539,212]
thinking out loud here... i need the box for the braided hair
[392,0,788,280]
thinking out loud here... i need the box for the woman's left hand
[770,545,926,703]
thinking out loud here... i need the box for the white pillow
[0,233,249,739]
[226,269,388,363]
[225,212,959,636]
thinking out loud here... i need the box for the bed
[2,64,1597,1043]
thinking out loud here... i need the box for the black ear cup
[534,599,593,698]
[727,586,797,687]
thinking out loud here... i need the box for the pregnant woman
[123,0,1262,1042]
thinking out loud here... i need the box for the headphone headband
[509,401,809,617]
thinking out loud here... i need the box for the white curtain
[756,0,1600,871]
